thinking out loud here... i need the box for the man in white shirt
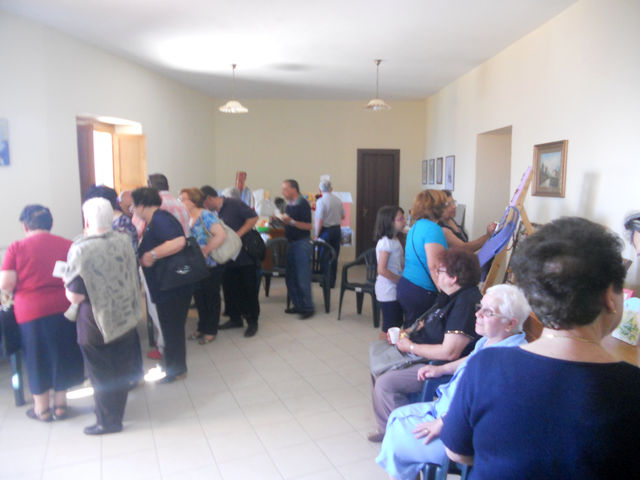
[315,180,345,288]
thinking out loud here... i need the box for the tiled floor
[0,277,393,480]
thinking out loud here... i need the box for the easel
[481,167,534,293]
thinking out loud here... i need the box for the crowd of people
[2,175,640,478]
[367,189,640,478]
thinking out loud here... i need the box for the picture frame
[436,157,443,184]
[532,140,568,197]
[428,158,435,185]
[421,159,428,185]
[0,118,10,166]
[445,155,455,190]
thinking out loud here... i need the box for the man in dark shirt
[280,179,314,319]
[202,186,261,337]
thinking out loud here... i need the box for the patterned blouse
[112,213,138,253]
[189,210,220,267]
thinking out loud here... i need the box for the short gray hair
[82,197,113,231]
[319,180,332,192]
[484,284,531,331]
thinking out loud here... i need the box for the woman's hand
[486,222,497,235]
[396,337,412,353]
[140,251,155,267]
[413,417,444,445]
[417,364,443,381]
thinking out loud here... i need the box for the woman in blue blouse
[179,188,226,344]
[398,190,448,327]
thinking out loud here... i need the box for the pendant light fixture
[219,64,248,114]
[364,59,391,111]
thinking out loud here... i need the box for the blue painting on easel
[0,118,10,166]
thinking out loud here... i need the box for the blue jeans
[286,239,314,313]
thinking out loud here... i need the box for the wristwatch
[409,343,415,353]
[150,250,158,260]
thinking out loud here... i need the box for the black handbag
[242,229,266,263]
[155,236,210,291]
[0,306,22,356]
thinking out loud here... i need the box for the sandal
[26,407,53,423]
[53,405,68,421]
[188,332,203,341]
[198,335,216,345]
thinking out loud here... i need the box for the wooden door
[113,134,147,193]
[356,149,400,256]
[76,124,95,204]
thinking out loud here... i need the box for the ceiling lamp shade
[365,59,391,111]
[219,64,248,114]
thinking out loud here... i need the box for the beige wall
[213,99,426,259]
[0,11,216,248]
[423,0,640,286]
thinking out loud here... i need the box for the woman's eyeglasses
[475,303,505,318]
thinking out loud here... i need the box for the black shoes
[158,372,187,384]
[219,320,243,330]
[244,324,258,337]
[284,308,300,314]
[84,424,123,435]
[298,311,314,320]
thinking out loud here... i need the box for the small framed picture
[436,157,443,184]
[428,158,435,185]
[0,118,10,166]
[532,140,568,197]
[445,155,455,190]
[421,159,428,184]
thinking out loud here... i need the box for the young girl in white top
[374,206,406,339]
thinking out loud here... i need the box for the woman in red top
[0,205,84,422]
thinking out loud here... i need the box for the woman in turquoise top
[179,188,226,344]
[398,190,448,327]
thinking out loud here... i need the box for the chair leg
[323,282,331,313]
[10,351,25,406]
[264,275,271,297]
[356,292,364,314]
[372,296,380,328]
[337,287,346,320]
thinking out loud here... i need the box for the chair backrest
[311,239,336,275]
[362,248,378,284]
[265,237,289,271]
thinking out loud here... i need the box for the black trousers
[320,225,341,288]
[223,263,260,326]
[193,265,224,335]
[80,329,139,428]
[156,291,192,377]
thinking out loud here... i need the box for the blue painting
[0,118,9,166]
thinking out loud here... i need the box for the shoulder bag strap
[410,226,435,288]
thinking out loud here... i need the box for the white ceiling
[0,0,577,100]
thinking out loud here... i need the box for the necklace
[543,333,601,346]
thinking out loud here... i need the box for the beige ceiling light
[365,59,391,111]
[219,64,248,114]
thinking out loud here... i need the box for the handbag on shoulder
[155,236,210,291]
[242,229,266,263]
[200,216,242,265]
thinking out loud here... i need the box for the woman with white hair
[376,284,531,479]
[64,198,143,435]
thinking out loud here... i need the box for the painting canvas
[436,157,443,184]
[532,140,568,197]
[422,159,428,184]
[428,158,435,185]
[445,155,455,190]
[0,118,9,166]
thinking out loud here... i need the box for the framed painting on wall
[532,140,568,197]
[445,155,455,190]
[436,157,443,184]
[428,158,435,185]
[0,118,10,166]
[422,159,428,184]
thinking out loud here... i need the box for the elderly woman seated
[368,247,482,442]
[375,284,531,479]
[64,198,143,435]
[441,217,640,478]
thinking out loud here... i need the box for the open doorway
[473,126,512,234]
[76,115,147,205]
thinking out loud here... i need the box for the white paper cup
[388,327,400,344]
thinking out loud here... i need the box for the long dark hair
[374,206,404,241]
